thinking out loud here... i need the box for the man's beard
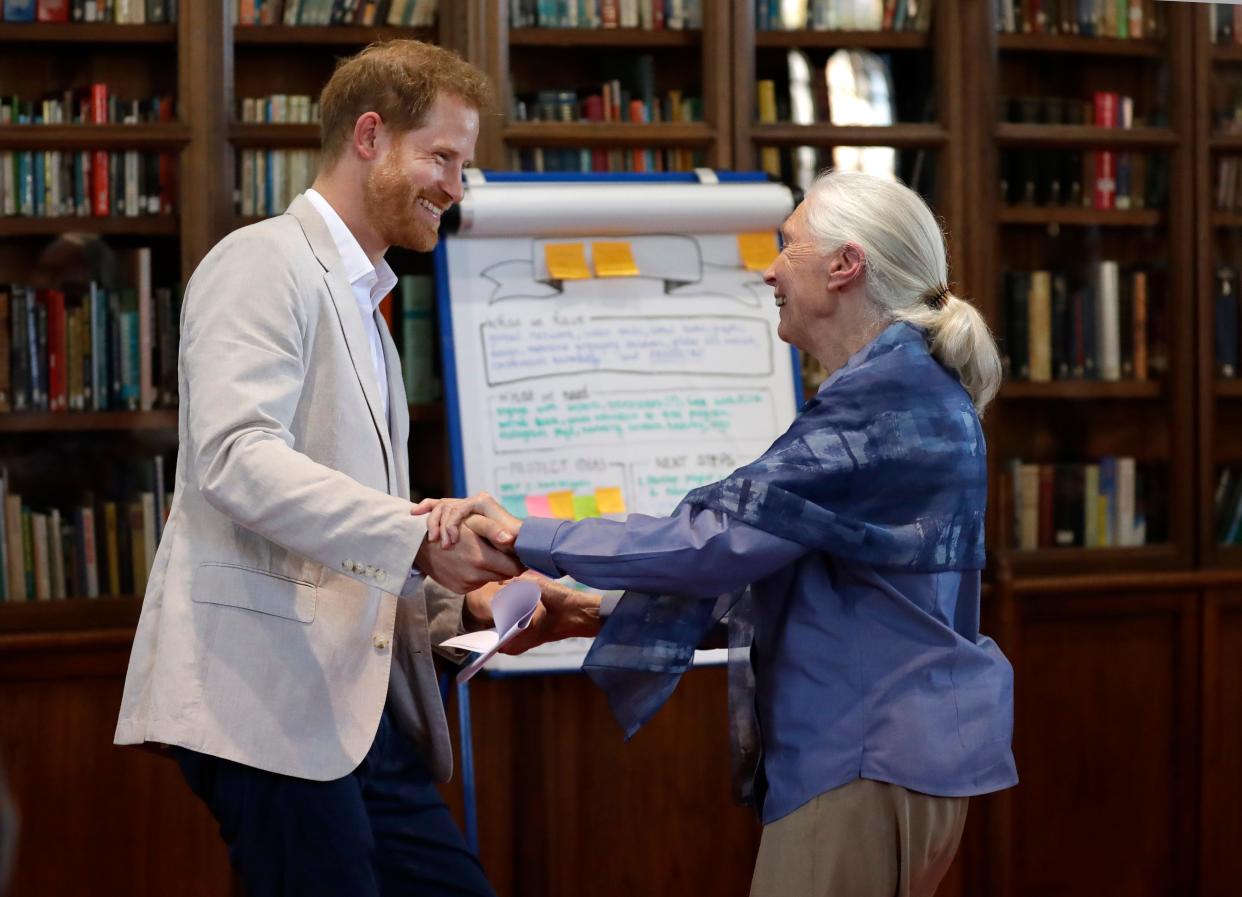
[362,149,440,253]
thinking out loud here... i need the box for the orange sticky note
[737,232,779,272]
[544,242,591,280]
[592,241,640,277]
[547,491,576,519]
[595,486,626,515]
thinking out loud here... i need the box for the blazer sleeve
[181,228,426,595]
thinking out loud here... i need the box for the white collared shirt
[304,188,398,426]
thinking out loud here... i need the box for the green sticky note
[572,494,600,520]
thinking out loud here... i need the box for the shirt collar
[304,188,397,312]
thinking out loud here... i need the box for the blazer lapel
[378,313,411,499]
[287,193,396,491]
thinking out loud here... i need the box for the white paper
[439,580,542,683]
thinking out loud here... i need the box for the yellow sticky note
[592,241,640,278]
[548,491,576,519]
[595,486,626,515]
[737,232,779,272]
[572,494,600,520]
[544,243,591,280]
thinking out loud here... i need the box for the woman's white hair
[802,169,1002,414]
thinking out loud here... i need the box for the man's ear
[827,243,865,291]
[353,111,384,162]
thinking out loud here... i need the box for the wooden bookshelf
[502,121,715,146]
[0,595,142,635]
[0,124,191,149]
[1218,380,1242,398]
[995,206,1163,226]
[999,380,1164,400]
[753,28,929,49]
[0,216,180,237]
[0,23,176,43]
[995,32,1164,57]
[0,411,178,432]
[508,27,701,47]
[994,123,1179,148]
[1004,543,1181,576]
[229,122,321,146]
[232,24,435,44]
[749,123,948,146]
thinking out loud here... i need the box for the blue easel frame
[432,171,803,855]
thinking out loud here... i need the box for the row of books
[0,263,179,414]
[1211,5,1242,46]
[0,92,175,127]
[1001,148,1167,211]
[1214,466,1242,545]
[0,465,168,602]
[235,148,319,218]
[1001,263,1164,383]
[239,94,319,125]
[756,0,932,32]
[513,88,702,126]
[1001,91,1151,127]
[1214,266,1242,378]
[509,0,702,29]
[389,274,437,404]
[0,150,176,219]
[1008,458,1165,550]
[0,0,174,22]
[993,0,1158,38]
[232,0,434,26]
[510,146,706,173]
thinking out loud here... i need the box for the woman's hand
[411,492,523,549]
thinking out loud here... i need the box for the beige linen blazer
[114,194,464,782]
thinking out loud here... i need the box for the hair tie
[924,284,951,310]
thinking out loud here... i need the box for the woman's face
[763,204,834,351]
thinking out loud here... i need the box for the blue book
[2,0,36,21]
[1098,457,1116,547]
[32,151,44,218]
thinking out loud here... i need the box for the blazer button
[373,635,389,650]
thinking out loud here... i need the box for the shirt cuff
[599,592,622,618]
[515,516,568,578]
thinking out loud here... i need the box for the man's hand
[411,492,523,549]
[501,571,602,655]
[413,523,523,595]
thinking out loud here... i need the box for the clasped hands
[411,493,600,654]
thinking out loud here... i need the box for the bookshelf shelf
[508,27,701,47]
[232,25,434,45]
[1212,43,1242,62]
[229,123,320,147]
[995,33,1163,57]
[1211,211,1242,227]
[1218,380,1242,398]
[1210,134,1242,151]
[0,411,178,432]
[753,29,930,49]
[748,123,948,147]
[994,123,1178,148]
[0,216,179,236]
[1000,381,1163,400]
[502,122,716,146]
[0,124,191,149]
[1004,543,1180,576]
[996,206,1162,226]
[0,595,141,636]
[0,23,176,43]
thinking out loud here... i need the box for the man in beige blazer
[114,41,518,896]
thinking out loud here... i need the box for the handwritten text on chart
[489,388,775,453]
[630,455,752,516]
[481,315,773,385]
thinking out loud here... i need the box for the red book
[92,149,110,216]
[44,290,67,413]
[1092,91,1117,128]
[583,95,604,123]
[36,0,69,22]
[90,83,107,124]
[159,152,175,216]
[1094,150,1116,210]
[600,0,618,27]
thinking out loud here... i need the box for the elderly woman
[418,170,1016,897]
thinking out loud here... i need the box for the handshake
[410,493,601,655]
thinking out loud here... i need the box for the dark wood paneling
[0,647,231,897]
[1010,592,1197,897]
[1199,590,1242,897]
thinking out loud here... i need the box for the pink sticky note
[525,494,553,517]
